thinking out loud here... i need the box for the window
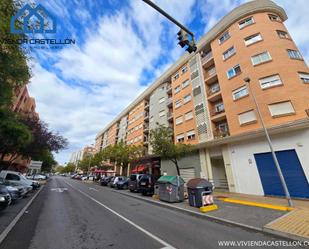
[175,99,182,109]
[187,130,196,140]
[268,14,281,22]
[299,72,309,83]
[223,46,236,60]
[174,73,179,80]
[232,86,248,100]
[277,30,289,39]
[238,110,256,125]
[159,110,165,117]
[287,49,302,60]
[227,64,241,79]
[183,94,192,103]
[251,51,272,66]
[175,116,183,125]
[268,101,295,117]
[176,134,185,142]
[6,173,20,181]
[159,97,165,104]
[174,85,181,94]
[185,111,193,121]
[244,33,262,46]
[181,66,188,74]
[182,80,189,89]
[238,17,254,29]
[218,31,230,44]
[259,74,282,89]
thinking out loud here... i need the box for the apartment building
[69,146,96,165]
[95,0,309,198]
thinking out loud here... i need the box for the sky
[24,0,309,165]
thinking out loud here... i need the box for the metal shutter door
[180,168,196,185]
[254,149,309,198]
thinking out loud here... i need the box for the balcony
[144,102,149,110]
[144,112,149,121]
[210,104,226,121]
[213,123,230,139]
[166,84,172,94]
[207,84,222,102]
[166,97,173,107]
[204,67,217,85]
[201,51,214,68]
[143,124,149,133]
[167,111,173,121]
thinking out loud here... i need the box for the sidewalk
[86,180,309,241]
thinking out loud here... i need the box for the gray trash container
[187,178,214,208]
[157,175,185,203]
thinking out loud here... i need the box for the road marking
[50,188,68,193]
[65,181,176,249]
[89,187,98,192]
[0,186,44,245]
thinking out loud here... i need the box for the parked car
[138,174,157,196]
[128,174,144,192]
[107,177,116,187]
[116,177,129,190]
[27,174,47,181]
[100,176,111,186]
[109,176,126,188]
[72,174,82,180]
[0,170,33,193]
[0,181,22,203]
[0,185,11,210]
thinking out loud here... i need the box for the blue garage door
[254,149,309,198]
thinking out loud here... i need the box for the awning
[132,165,146,173]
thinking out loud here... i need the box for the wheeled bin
[187,178,214,208]
[157,175,185,203]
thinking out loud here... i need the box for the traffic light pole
[141,0,196,43]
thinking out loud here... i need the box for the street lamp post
[244,77,293,207]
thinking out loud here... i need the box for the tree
[17,114,68,160]
[0,109,32,162]
[150,124,192,176]
[32,149,57,173]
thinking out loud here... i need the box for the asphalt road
[0,176,303,249]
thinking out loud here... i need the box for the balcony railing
[166,98,173,106]
[166,85,172,93]
[201,51,213,64]
[213,129,230,139]
[207,67,216,77]
[144,103,149,110]
[210,105,225,116]
[167,111,173,120]
[207,84,220,96]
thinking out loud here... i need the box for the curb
[113,190,304,242]
[0,185,44,245]
[218,198,294,212]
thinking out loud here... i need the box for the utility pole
[244,77,293,207]
[141,0,197,53]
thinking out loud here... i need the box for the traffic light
[177,29,197,54]
[177,29,189,48]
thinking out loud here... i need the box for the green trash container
[157,175,185,203]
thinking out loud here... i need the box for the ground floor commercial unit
[161,120,309,199]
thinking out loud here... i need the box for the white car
[0,170,33,193]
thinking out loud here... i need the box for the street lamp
[244,77,293,207]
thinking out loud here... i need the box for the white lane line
[65,181,176,249]
[0,186,44,245]
[88,187,98,192]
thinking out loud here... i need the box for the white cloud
[28,0,197,164]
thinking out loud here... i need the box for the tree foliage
[150,124,192,175]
